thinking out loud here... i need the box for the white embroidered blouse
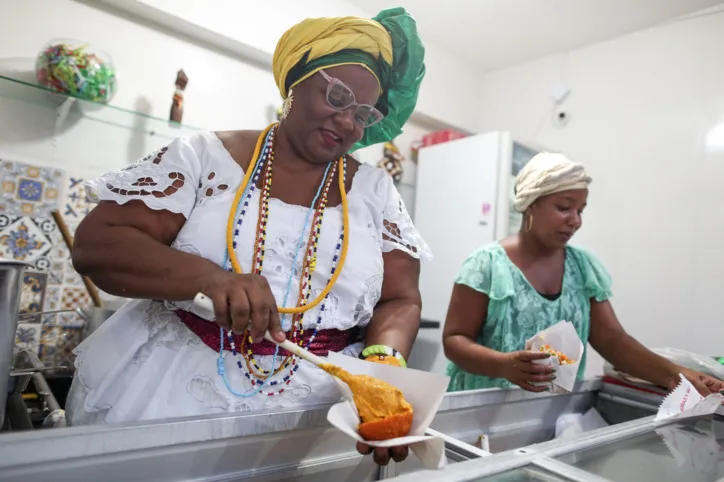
[66,131,432,425]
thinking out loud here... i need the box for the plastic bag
[653,348,724,380]
[604,348,724,388]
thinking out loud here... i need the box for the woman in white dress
[67,8,429,466]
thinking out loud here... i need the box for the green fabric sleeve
[568,246,613,302]
[454,245,515,301]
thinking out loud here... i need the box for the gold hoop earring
[526,214,534,233]
[281,89,294,120]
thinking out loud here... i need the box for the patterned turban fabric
[272,8,426,150]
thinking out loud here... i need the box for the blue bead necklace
[217,126,343,397]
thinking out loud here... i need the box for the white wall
[1,0,281,171]
[0,0,448,205]
[476,9,724,375]
[1,0,480,139]
[102,0,483,132]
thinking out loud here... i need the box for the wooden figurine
[170,69,188,123]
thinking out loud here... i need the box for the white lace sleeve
[369,166,432,261]
[85,135,203,218]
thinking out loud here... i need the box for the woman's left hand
[677,368,724,396]
[356,442,409,466]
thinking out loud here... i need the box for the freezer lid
[555,415,724,482]
[388,412,724,482]
[463,465,572,481]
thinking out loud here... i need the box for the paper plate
[325,351,450,469]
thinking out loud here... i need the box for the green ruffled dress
[446,243,613,392]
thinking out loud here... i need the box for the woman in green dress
[443,153,723,395]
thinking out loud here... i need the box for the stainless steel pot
[77,307,116,340]
[17,306,117,342]
[0,259,31,428]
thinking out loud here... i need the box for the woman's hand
[676,368,724,396]
[498,351,556,392]
[356,442,409,466]
[198,270,284,343]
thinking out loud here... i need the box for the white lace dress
[65,131,432,425]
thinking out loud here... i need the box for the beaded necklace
[225,124,351,313]
[241,159,338,380]
[218,123,349,397]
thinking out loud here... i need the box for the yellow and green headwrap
[272,7,426,151]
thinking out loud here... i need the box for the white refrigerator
[407,132,538,374]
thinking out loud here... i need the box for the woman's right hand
[497,351,556,392]
[199,270,285,343]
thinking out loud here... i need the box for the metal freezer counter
[390,385,724,482]
[0,379,717,481]
[388,414,724,482]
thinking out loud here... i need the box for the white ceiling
[347,0,724,72]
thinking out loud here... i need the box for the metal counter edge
[0,379,602,469]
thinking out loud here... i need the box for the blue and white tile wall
[1,159,95,371]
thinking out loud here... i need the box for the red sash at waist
[176,310,360,356]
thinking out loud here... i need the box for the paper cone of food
[325,351,450,470]
[654,374,723,426]
[526,320,584,393]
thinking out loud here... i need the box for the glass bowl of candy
[35,39,117,104]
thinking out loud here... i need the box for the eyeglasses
[319,70,384,128]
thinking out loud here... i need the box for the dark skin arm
[72,200,283,341]
[589,300,724,395]
[356,249,422,465]
[443,284,492,372]
[363,250,422,359]
[442,284,554,392]
[73,201,210,300]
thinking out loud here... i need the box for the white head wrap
[513,152,591,213]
